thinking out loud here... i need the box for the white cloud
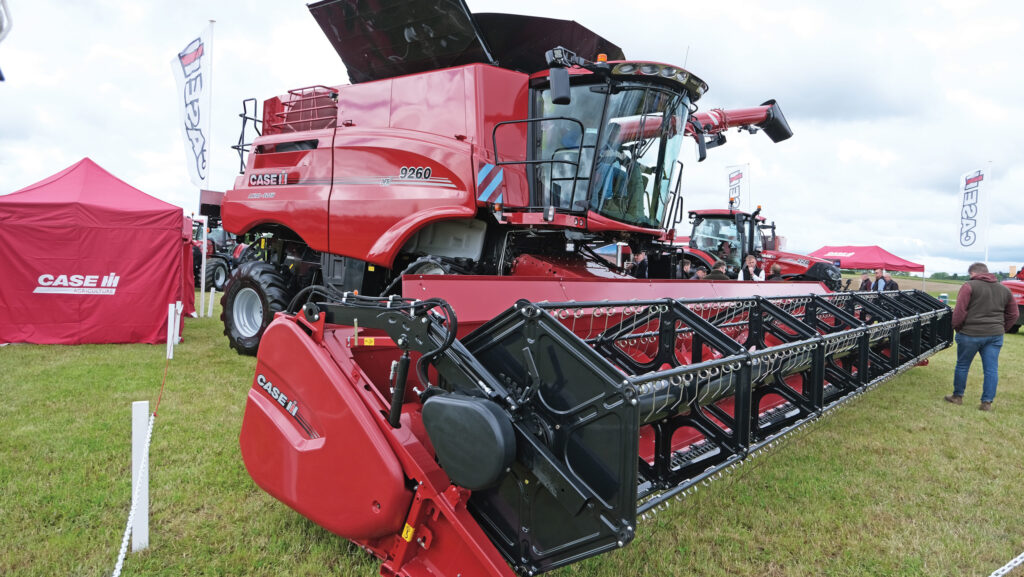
[1,0,1023,275]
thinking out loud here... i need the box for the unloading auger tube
[239,288,952,577]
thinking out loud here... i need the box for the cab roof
[689,208,766,222]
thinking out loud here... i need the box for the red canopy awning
[809,245,924,272]
[0,158,190,344]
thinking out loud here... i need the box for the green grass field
[2,293,1023,577]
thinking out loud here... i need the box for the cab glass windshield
[534,80,690,229]
[691,217,742,269]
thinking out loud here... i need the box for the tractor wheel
[220,261,290,356]
[204,257,231,291]
[1009,324,1020,334]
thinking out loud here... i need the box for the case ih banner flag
[726,164,748,209]
[958,168,987,255]
[172,25,212,188]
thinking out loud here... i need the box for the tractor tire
[1009,324,1020,334]
[220,261,290,356]
[204,257,231,291]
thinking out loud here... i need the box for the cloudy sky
[2,0,1022,274]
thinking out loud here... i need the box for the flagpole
[984,160,991,263]
[746,162,751,212]
[205,19,215,198]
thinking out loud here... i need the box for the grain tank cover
[472,13,624,73]
[308,0,624,83]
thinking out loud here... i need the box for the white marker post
[166,304,175,359]
[207,288,216,318]
[197,215,209,316]
[131,401,150,551]
[173,301,183,344]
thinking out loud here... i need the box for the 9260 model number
[399,166,432,179]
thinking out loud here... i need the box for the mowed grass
[2,292,1023,577]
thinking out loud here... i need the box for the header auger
[241,282,951,576]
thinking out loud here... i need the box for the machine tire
[221,261,290,356]
[1009,324,1020,334]
[204,257,232,291]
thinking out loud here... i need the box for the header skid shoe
[239,288,951,577]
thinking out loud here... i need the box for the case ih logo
[249,171,288,186]
[178,37,208,183]
[257,374,299,417]
[823,251,855,257]
[256,373,317,438]
[34,273,120,295]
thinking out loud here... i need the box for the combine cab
[230,2,953,576]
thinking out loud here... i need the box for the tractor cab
[687,208,771,273]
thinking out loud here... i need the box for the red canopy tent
[0,158,193,345]
[809,245,925,272]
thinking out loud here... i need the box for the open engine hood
[308,0,624,83]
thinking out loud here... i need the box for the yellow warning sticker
[402,524,415,542]
[363,337,375,346]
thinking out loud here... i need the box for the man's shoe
[979,401,993,411]
[944,395,963,405]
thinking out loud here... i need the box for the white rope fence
[989,550,1024,577]
[110,410,156,577]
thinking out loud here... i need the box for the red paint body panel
[241,313,519,577]
[1002,279,1024,330]
[402,275,828,334]
[223,129,336,252]
[223,64,533,268]
[240,318,411,540]
[327,130,477,265]
[510,254,625,278]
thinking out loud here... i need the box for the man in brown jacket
[706,261,731,281]
[945,262,1019,411]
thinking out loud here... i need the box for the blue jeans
[952,333,1004,403]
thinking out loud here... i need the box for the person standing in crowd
[871,268,887,291]
[706,260,730,280]
[767,263,784,281]
[692,267,708,279]
[883,272,899,291]
[739,254,764,281]
[945,262,1019,411]
[858,272,872,291]
[632,251,648,279]
[679,258,693,279]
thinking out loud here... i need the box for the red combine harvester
[661,206,845,286]
[227,2,953,576]
[216,6,799,355]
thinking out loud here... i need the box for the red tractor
[225,2,952,576]
[660,206,844,288]
[191,219,245,291]
[1002,268,1024,333]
